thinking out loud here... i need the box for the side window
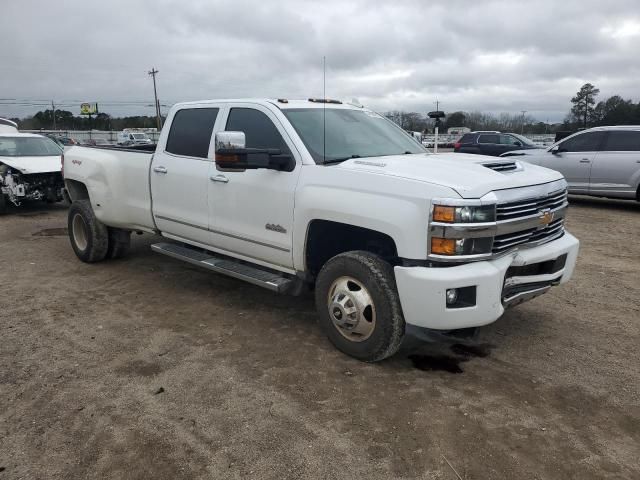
[459,134,474,143]
[478,134,499,144]
[559,131,605,152]
[500,134,519,145]
[602,131,640,152]
[165,108,219,158]
[225,108,290,153]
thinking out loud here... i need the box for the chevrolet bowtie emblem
[539,210,554,226]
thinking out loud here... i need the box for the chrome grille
[483,161,518,172]
[492,218,564,254]
[496,189,567,221]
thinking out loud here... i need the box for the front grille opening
[496,189,567,221]
[492,218,565,253]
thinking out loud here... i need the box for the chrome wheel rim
[327,276,376,342]
[72,213,88,251]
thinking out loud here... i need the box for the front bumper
[394,232,579,330]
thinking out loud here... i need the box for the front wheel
[315,251,405,362]
[68,200,109,263]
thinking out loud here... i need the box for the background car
[501,126,640,201]
[454,131,543,156]
[46,135,79,147]
[83,138,111,146]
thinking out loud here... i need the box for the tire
[315,251,405,362]
[107,227,131,259]
[0,194,7,215]
[68,200,109,263]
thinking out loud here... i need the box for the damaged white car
[0,119,65,214]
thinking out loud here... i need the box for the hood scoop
[482,161,520,173]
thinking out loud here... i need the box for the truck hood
[0,155,62,174]
[333,153,564,198]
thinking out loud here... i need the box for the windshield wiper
[323,155,361,165]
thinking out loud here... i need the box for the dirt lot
[1,197,638,480]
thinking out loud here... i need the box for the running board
[151,242,294,293]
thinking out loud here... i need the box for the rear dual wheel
[68,200,131,262]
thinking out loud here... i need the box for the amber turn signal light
[431,237,456,255]
[433,205,455,223]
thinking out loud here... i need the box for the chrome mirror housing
[215,131,246,151]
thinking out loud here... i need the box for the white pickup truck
[63,98,579,361]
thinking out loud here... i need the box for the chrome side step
[151,242,294,293]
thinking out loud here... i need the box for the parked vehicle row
[502,126,640,201]
[62,98,579,361]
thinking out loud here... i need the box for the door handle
[153,166,168,174]
[210,174,229,183]
[579,159,590,163]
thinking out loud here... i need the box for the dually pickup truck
[63,98,579,361]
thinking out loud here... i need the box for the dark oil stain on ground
[408,343,495,374]
[32,228,68,236]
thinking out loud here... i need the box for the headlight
[430,237,493,256]
[432,204,495,223]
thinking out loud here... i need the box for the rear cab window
[165,108,220,158]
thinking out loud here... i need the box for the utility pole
[520,110,527,134]
[51,100,56,131]
[148,68,162,131]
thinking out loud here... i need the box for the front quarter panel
[293,164,460,270]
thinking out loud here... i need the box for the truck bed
[63,145,156,232]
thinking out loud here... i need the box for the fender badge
[265,223,287,234]
[72,159,82,166]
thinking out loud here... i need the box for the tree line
[6,83,639,134]
[8,110,164,131]
[385,83,639,134]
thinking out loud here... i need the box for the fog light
[446,288,459,305]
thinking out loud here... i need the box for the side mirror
[215,131,294,172]
[514,141,522,147]
[550,146,566,155]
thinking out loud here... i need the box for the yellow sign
[80,103,97,115]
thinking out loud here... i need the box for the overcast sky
[1,0,639,122]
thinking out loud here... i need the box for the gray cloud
[1,0,639,122]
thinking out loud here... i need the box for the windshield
[0,136,63,157]
[283,108,425,164]
[132,133,148,139]
[511,133,536,146]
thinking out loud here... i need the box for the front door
[208,105,301,270]
[150,107,220,245]
[542,131,606,193]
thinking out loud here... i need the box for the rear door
[150,107,221,245]
[589,130,640,197]
[208,104,301,269]
[477,133,500,156]
[543,131,605,193]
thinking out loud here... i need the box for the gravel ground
[0,197,638,479]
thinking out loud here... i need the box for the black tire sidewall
[315,251,405,361]
[0,194,7,215]
[68,200,109,263]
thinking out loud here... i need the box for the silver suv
[501,126,640,201]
